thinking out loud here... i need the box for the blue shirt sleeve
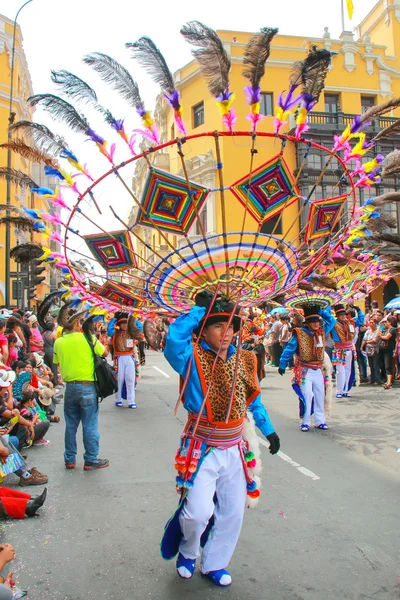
[107,318,116,337]
[279,334,299,370]
[248,393,275,437]
[320,309,336,335]
[164,306,206,376]
[355,309,364,327]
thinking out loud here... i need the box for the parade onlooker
[269,314,282,367]
[54,309,109,470]
[379,316,398,389]
[361,318,381,385]
[42,322,58,384]
[0,322,8,368]
[28,315,44,353]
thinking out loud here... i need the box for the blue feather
[44,166,65,180]
[31,187,54,196]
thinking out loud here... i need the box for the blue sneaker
[128,403,137,409]
[315,423,329,430]
[202,569,232,587]
[176,553,196,579]
[115,401,123,407]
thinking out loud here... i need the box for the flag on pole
[346,0,354,19]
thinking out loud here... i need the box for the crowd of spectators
[0,307,64,597]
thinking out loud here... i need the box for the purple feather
[217,88,233,103]
[278,84,302,111]
[244,85,261,105]
[86,129,105,145]
[349,115,365,134]
[111,119,125,132]
[164,90,181,111]
[136,107,146,118]
[302,93,317,112]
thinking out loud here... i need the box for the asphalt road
[2,351,400,600]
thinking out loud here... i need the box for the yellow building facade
[129,0,400,308]
[0,14,51,307]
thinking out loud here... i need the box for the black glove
[266,432,280,455]
[195,290,217,309]
[278,367,285,376]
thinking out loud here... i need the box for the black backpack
[84,334,118,401]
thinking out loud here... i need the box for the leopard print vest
[193,346,260,425]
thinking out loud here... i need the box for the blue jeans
[64,383,99,464]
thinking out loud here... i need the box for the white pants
[116,355,136,405]
[336,349,353,395]
[179,445,247,573]
[300,368,325,426]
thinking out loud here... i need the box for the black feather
[10,243,43,263]
[9,120,68,156]
[51,70,98,105]
[309,275,338,290]
[0,167,38,189]
[181,21,231,97]
[373,118,400,141]
[83,52,144,111]
[374,233,400,246]
[360,96,400,125]
[126,37,175,93]
[0,139,59,168]
[290,45,331,101]
[27,94,90,134]
[243,27,279,88]
[0,216,35,231]
[0,204,23,214]
[37,290,63,329]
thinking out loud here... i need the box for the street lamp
[5,0,34,307]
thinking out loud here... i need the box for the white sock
[177,566,193,579]
[21,470,31,479]
[219,574,232,586]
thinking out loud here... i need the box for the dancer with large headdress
[331,304,364,398]
[279,304,335,432]
[160,291,280,587]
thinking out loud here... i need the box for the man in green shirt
[54,309,109,471]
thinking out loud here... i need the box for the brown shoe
[19,467,48,486]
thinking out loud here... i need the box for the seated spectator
[18,390,50,446]
[0,321,9,367]
[5,336,18,369]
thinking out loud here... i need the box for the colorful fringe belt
[183,415,244,448]
[174,414,260,501]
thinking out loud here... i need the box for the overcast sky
[1,0,379,273]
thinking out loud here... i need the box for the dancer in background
[108,312,142,409]
[279,304,335,432]
[331,304,364,398]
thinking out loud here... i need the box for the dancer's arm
[320,308,336,335]
[164,306,206,375]
[248,394,275,437]
[279,334,298,371]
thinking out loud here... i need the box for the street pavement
[1,351,400,600]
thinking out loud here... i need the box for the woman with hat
[331,304,364,398]
[161,291,280,587]
[279,304,336,432]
